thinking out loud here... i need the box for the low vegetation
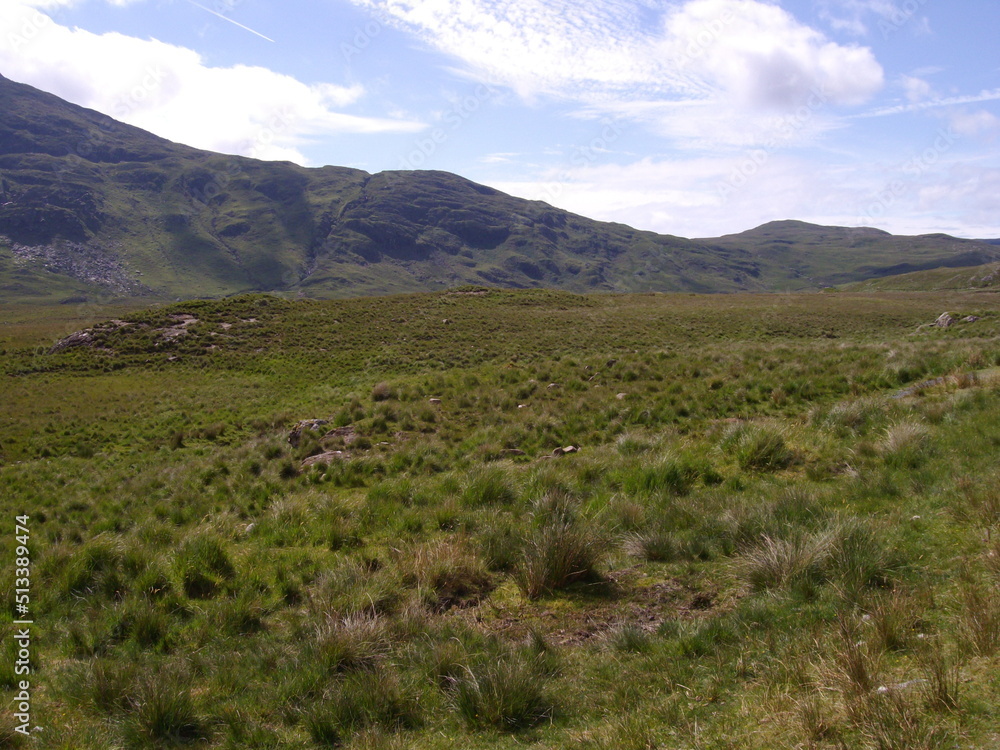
[1,287,1000,748]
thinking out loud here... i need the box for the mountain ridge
[2,72,998,302]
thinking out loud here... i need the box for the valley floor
[1,288,999,749]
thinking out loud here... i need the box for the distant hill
[843,262,1000,292]
[699,220,1000,289]
[2,73,998,302]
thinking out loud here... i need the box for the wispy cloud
[0,2,425,163]
[349,0,884,147]
[856,88,1000,118]
[183,0,275,43]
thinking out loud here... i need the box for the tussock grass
[517,493,607,599]
[5,290,1000,747]
[879,421,932,468]
[721,423,794,472]
[449,652,555,731]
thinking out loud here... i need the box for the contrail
[184,0,275,43]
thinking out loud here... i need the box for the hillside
[2,73,999,301]
[700,220,1000,289]
[843,262,1000,292]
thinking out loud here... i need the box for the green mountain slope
[2,73,998,302]
[843,262,1000,291]
[699,220,1000,289]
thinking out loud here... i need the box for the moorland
[2,287,1000,749]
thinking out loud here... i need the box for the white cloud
[948,110,1000,139]
[816,1,928,38]
[485,149,1000,240]
[0,3,425,163]
[350,0,883,148]
[901,75,933,103]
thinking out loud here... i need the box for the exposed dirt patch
[460,567,726,646]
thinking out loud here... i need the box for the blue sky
[2,0,998,239]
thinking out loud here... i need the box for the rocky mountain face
[2,73,998,302]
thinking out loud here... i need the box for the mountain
[2,73,999,302]
[842,262,1000,292]
[699,220,1000,289]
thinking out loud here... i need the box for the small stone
[301,451,344,469]
[616,392,628,400]
[288,418,330,447]
[429,398,442,405]
[934,312,955,328]
[963,316,980,323]
[547,383,559,389]
[562,445,579,454]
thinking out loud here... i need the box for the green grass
[2,288,1000,748]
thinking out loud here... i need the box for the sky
[1,0,998,239]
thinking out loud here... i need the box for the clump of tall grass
[720,423,793,472]
[310,614,392,674]
[517,493,607,599]
[174,533,235,599]
[303,670,423,745]
[619,452,703,496]
[623,527,682,563]
[63,535,127,600]
[823,397,887,435]
[957,580,1000,657]
[736,533,831,594]
[122,673,209,748]
[449,652,555,731]
[879,421,932,468]
[371,381,395,401]
[398,540,494,611]
[735,518,900,596]
[461,465,518,507]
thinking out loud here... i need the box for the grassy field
[2,288,1000,749]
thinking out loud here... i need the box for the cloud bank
[0,1,425,163]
